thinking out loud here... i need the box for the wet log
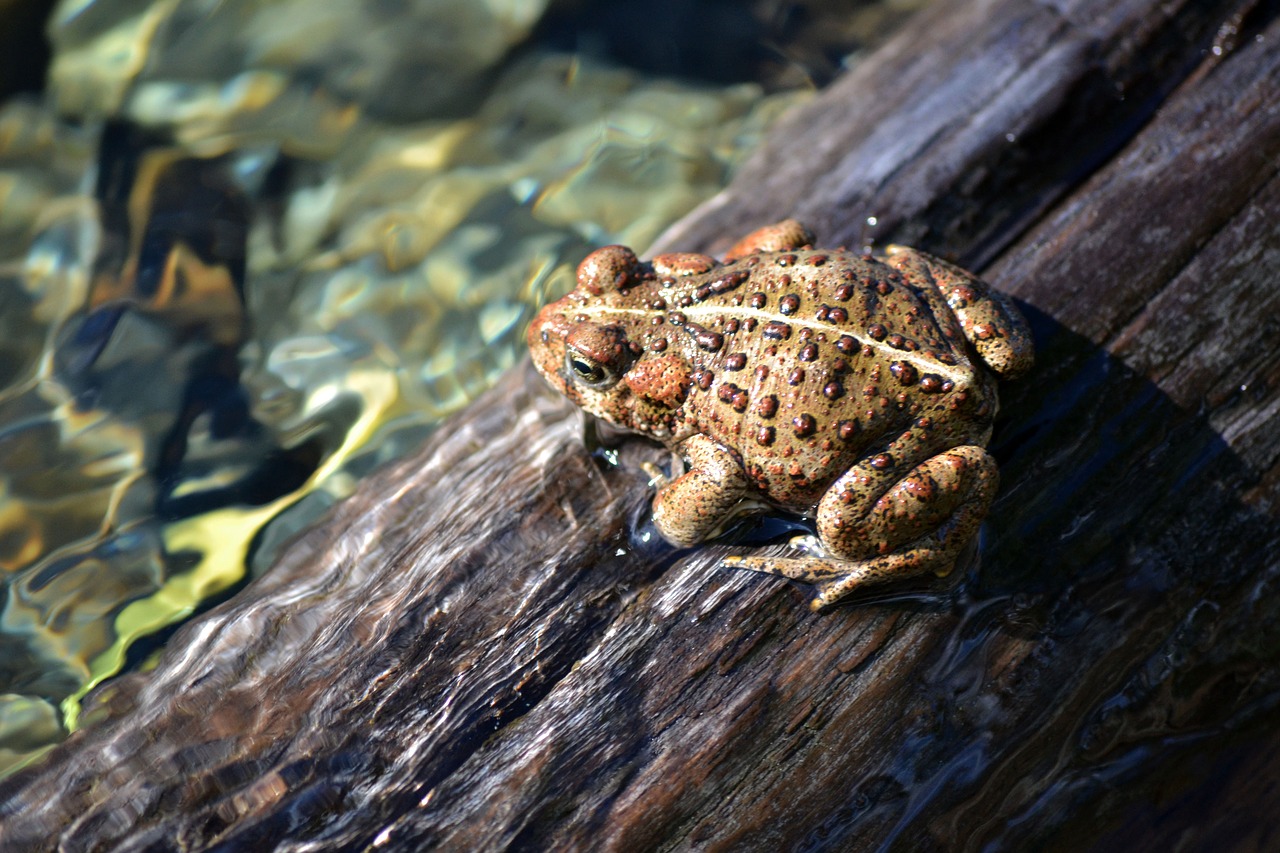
[4,0,1280,849]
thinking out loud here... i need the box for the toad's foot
[732,446,995,610]
[722,542,958,612]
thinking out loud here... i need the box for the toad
[528,220,1033,610]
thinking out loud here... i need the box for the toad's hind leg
[885,246,1034,380]
[724,446,999,611]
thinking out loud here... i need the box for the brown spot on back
[717,383,744,404]
[792,414,817,437]
[890,361,918,385]
[684,323,724,352]
[711,270,751,294]
[763,321,792,340]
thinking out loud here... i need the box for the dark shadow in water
[0,0,55,99]
[531,0,899,89]
[57,124,323,521]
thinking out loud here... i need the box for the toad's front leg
[725,446,999,611]
[651,434,748,547]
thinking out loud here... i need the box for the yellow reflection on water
[65,366,402,728]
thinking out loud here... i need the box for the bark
[3,0,1279,849]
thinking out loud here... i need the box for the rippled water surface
[0,0,924,774]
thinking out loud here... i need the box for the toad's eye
[565,351,618,389]
[563,322,632,390]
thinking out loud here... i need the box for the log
[4,0,1279,849]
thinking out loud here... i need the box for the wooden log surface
[4,0,1280,849]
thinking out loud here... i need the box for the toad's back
[647,248,991,510]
